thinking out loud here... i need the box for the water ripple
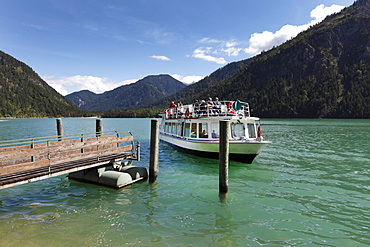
[1,118,370,246]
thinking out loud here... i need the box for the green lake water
[0,118,369,246]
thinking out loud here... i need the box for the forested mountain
[102,59,253,117]
[2,0,369,119]
[206,0,370,118]
[66,90,100,108]
[149,59,253,107]
[104,0,370,118]
[66,74,186,111]
[0,51,85,118]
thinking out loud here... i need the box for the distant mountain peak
[66,74,186,111]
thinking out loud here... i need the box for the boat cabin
[162,120,258,140]
[160,100,260,141]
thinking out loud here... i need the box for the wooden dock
[0,131,138,189]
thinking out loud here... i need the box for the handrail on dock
[0,130,133,148]
[0,131,138,189]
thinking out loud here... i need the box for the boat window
[177,123,182,136]
[211,122,219,138]
[231,122,245,138]
[198,123,208,138]
[184,123,191,137]
[247,123,256,138]
[171,123,176,134]
[191,123,197,138]
[165,123,170,133]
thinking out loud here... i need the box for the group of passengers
[169,101,183,109]
[193,97,222,116]
[168,101,185,116]
[167,97,222,117]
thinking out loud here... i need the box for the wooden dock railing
[0,131,138,189]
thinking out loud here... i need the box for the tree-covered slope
[201,0,370,118]
[65,90,100,108]
[147,59,253,108]
[101,59,253,117]
[109,0,370,119]
[0,51,84,117]
[3,0,369,119]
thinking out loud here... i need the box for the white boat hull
[160,133,270,163]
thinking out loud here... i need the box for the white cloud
[310,4,345,21]
[192,4,346,62]
[222,44,243,57]
[171,74,204,84]
[150,55,171,61]
[198,38,223,44]
[43,75,137,95]
[244,24,309,55]
[244,4,345,56]
[191,39,243,63]
[191,47,227,64]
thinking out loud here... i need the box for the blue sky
[1,0,355,95]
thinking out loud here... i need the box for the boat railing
[165,100,250,119]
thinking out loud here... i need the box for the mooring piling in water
[56,118,63,141]
[149,119,160,184]
[136,141,141,161]
[96,119,103,137]
[219,120,230,193]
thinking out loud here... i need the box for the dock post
[136,141,141,161]
[219,120,230,193]
[56,118,63,141]
[149,119,159,184]
[96,119,103,137]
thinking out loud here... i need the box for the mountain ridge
[1,0,369,119]
[66,74,186,111]
[196,0,370,118]
[0,50,84,117]
[103,0,370,118]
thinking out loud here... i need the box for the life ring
[227,101,235,114]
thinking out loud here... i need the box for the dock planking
[0,131,138,189]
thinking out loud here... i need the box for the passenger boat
[158,99,271,163]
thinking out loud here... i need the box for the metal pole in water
[149,119,160,184]
[96,119,103,137]
[56,118,63,141]
[219,120,230,193]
